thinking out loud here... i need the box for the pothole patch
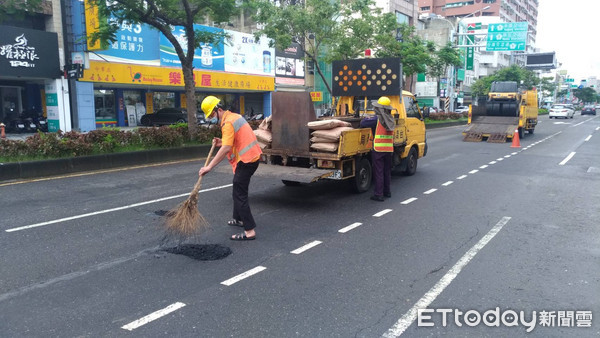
[164,244,231,261]
[154,210,170,216]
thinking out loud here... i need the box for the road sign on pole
[486,22,528,51]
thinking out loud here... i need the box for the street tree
[573,87,598,103]
[0,0,44,23]
[91,0,237,138]
[538,76,557,103]
[427,42,462,96]
[251,0,397,96]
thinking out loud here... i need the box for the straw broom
[164,143,217,236]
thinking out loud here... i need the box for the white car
[455,106,469,113]
[549,104,574,119]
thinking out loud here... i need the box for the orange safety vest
[373,120,394,152]
[221,111,263,172]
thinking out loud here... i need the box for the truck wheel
[352,157,372,193]
[282,180,301,186]
[527,128,534,134]
[404,148,418,176]
[518,127,524,139]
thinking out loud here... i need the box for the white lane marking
[573,121,585,127]
[559,152,576,166]
[504,155,511,158]
[596,127,599,131]
[423,189,437,195]
[221,266,267,286]
[5,184,233,233]
[585,135,592,142]
[339,222,362,233]
[441,181,453,186]
[489,161,497,165]
[457,175,467,180]
[468,170,478,174]
[511,152,518,155]
[373,209,393,217]
[382,216,512,337]
[479,165,488,169]
[122,302,186,331]
[496,158,504,161]
[401,198,418,205]
[291,241,322,254]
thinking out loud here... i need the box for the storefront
[70,5,276,130]
[0,25,61,127]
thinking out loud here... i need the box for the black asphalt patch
[164,244,231,261]
[154,210,169,216]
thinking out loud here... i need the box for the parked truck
[253,57,427,192]
[463,81,538,142]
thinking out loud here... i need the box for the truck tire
[527,128,534,134]
[352,157,372,193]
[518,127,524,139]
[404,148,418,176]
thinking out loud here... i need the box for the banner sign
[0,26,60,78]
[275,43,305,84]
[81,61,275,91]
[224,30,275,76]
[160,24,225,71]
[84,0,103,50]
[90,20,160,65]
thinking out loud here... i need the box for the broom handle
[191,142,217,195]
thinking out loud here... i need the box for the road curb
[0,145,211,182]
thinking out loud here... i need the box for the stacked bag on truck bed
[307,119,353,152]
[253,116,272,149]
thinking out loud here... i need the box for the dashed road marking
[489,161,497,165]
[423,189,437,195]
[339,222,362,233]
[373,209,393,217]
[479,165,488,169]
[504,155,511,158]
[441,181,453,186]
[468,170,478,174]
[122,302,186,331]
[559,152,576,166]
[382,216,512,337]
[221,266,267,286]
[457,175,467,180]
[496,158,504,161]
[585,135,592,142]
[401,198,418,205]
[291,241,322,254]
[511,152,518,155]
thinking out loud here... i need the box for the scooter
[5,113,26,133]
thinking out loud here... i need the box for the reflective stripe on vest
[373,120,394,152]
[222,111,262,172]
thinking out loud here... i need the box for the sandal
[227,219,244,227]
[231,232,256,241]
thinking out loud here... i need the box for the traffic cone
[0,123,5,139]
[511,127,521,148]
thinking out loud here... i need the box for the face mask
[209,117,218,125]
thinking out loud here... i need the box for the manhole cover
[164,244,231,261]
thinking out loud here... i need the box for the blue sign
[93,20,160,65]
[159,24,225,71]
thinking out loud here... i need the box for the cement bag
[310,142,338,152]
[307,119,351,130]
[311,126,353,142]
[253,129,272,144]
[258,140,270,149]
[310,136,334,143]
[259,115,272,131]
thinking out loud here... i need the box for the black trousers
[232,160,259,231]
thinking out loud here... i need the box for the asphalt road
[1,114,598,337]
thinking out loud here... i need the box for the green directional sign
[486,22,528,51]
[565,78,574,83]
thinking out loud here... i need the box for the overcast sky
[536,0,599,82]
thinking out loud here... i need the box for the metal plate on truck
[214,164,337,184]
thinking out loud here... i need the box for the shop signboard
[310,91,322,102]
[45,81,60,132]
[81,61,275,91]
[275,43,305,85]
[159,24,225,71]
[0,26,60,78]
[90,20,160,65]
[224,30,275,76]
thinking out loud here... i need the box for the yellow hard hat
[373,96,393,109]
[201,95,221,118]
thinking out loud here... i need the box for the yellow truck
[254,57,427,192]
[463,81,538,142]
